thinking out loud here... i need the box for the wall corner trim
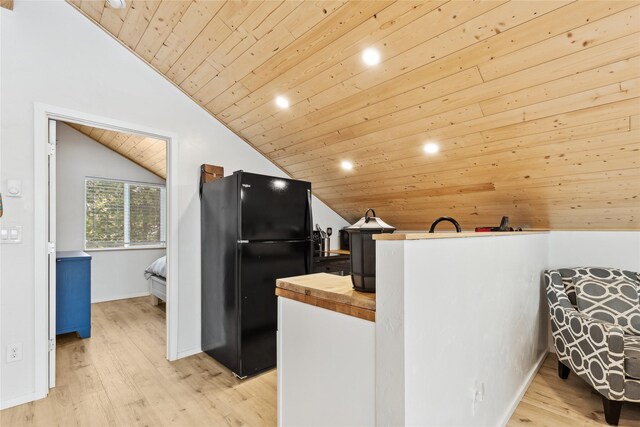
[0,391,48,411]
[176,347,202,360]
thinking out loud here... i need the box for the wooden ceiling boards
[68,0,640,230]
[67,122,167,179]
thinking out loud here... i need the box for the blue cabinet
[56,251,91,338]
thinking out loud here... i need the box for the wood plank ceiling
[66,122,167,179]
[68,0,640,230]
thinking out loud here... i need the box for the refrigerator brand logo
[242,184,251,188]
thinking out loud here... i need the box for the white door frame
[47,119,57,388]
[33,103,180,394]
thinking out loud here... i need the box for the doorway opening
[34,104,179,393]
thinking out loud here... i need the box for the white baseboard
[499,349,549,427]
[91,291,150,304]
[177,346,202,359]
[1,391,47,410]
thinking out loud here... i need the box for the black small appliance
[339,227,350,250]
[346,209,395,293]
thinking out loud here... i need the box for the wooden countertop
[276,273,375,322]
[373,231,547,240]
[319,249,350,255]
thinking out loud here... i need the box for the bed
[145,256,167,305]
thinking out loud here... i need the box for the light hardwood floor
[3,297,639,426]
[509,354,640,426]
[0,297,277,426]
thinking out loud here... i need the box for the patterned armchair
[545,267,640,426]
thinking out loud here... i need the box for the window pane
[129,185,163,245]
[85,179,125,248]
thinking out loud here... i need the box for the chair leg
[557,360,570,379]
[602,397,623,426]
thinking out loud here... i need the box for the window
[85,177,166,250]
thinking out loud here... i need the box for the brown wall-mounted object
[1,0,14,11]
[199,164,224,198]
[201,164,224,183]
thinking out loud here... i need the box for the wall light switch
[0,226,22,244]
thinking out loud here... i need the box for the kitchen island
[276,273,375,427]
[277,231,551,427]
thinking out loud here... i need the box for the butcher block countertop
[276,273,375,322]
[373,231,547,240]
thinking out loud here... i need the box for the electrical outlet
[471,381,485,416]
[7,343,22,363]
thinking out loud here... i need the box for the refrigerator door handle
[306,189,313,274]
[306,189,313,240]
[304,240,312,274]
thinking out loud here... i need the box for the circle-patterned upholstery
[545,268,640,403]
[556,267,640,308]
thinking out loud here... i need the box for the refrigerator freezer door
[238,240,310,376]
[239,173,311,241]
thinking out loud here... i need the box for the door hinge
[49,339,56,352]
[47,242,56,254]
[48,143,56,156]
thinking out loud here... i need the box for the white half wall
[376,234,549,426]
[56,123,165,303]
[0,1,347,407]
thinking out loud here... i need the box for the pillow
[574,277,640,335]
[145,256,167,279]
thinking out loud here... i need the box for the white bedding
[145,255,167,279]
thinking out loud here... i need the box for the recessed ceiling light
[275,96,289,109]
[341,161,354,171]
[106,0,127,9]
[362,48,381,66]
[423,142,440,155]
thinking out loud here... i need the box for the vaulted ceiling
[68,0,639,230]
[66,122,167,178]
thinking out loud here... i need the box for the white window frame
[84,176,167,251]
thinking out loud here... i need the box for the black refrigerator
[201,171,312,378]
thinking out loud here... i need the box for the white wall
[376,234,549,426]
[0,1,347,408]
[548,231,640,271]
[56,122,165,303]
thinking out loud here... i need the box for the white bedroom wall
[0,1,348,407]
[56,122,166,303]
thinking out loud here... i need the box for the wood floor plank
[509,354,640,426]
[3,300,640,425]
[0,297,276,427]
